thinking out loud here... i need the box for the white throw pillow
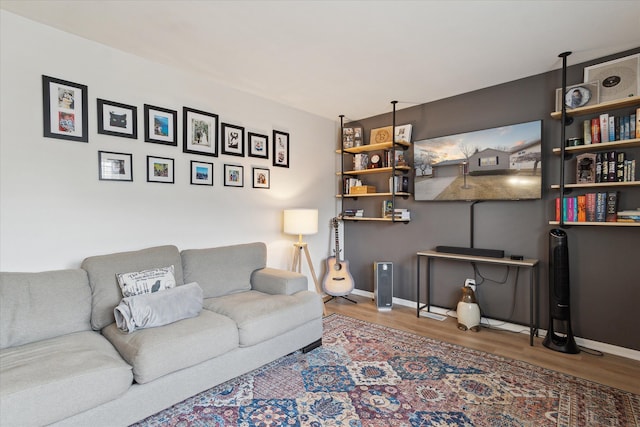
[116,265,176,297]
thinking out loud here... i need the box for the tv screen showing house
[413,120,542,201]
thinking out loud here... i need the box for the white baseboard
[351,289,640,362]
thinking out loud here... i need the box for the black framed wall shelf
[551,52,639,227]
[337,102,412,223]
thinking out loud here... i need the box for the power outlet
[465,278,476,292]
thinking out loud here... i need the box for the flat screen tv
[413,120,542,201]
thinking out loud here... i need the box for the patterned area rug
[133,314,639,426]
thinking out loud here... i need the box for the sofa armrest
[251,268,307,295]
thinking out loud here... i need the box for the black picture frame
[97,99,138,139]
[224,164,244,187]
[252,167,270,189]
[273,130,289,168]
[190,160,214,186]
[147,155,175,183]
[42,75,88,142]
[221,123,245,157]
[183,107,218,157]
[144,104,177,146]
[98,151,133,181]
[248,132,269,159]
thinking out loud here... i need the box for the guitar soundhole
[334,263,342,271]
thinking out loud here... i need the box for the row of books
[554,192,619,223]
[617,209,640,223]
[342,209,364,218]
[382,200,411,220]
[584,108,639,144]
[342,177,362,194]
[576,151,636,184]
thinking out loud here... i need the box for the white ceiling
[2,0,640,120]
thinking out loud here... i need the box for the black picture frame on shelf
[252,167,270,189]
[144,104,177,146]
[97,99,138,139]
[183,107,218,157]
[272,130,289,168]
[42,75,88,143]
[224,164,244,187]
[248,132,269,159]
[98,151,133,181]
[221,123,245,157]
[190,160,213,186]
[147,155,175,183]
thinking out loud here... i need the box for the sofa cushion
[0,331,133,427]
[116,264,177,297]
[203,290,323,347]
[0,269,91,349]
[181,242,266,298]
[102,309,238,384]
[81,245,184,330]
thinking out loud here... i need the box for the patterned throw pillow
[116,265,176,297]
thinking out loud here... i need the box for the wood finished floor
[323,294,640,395]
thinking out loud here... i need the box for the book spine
[595,192,607,222]
[555,197,561,222]
[586,193,596,222]
[623,116,630,140]
[583,120,592,144]
[616,152,625,182]
[591,118,601,143]
[608,115,615,142]
[614,116,621,141]
[577,195,586,222]
[567,197,575,222]
[595,153,602,183]
[606,191,618,222]
[630,113,636,141]
[607,151,616,182]
[600,114,609,143]
[562,197,569,222]
[601,152,609,182]
[636,108,640,138]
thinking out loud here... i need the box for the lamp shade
[283,209,318,235]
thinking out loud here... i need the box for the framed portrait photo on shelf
[144,104,177,146]
[183,107,218,156]
[97,99,137,139]
[42,75,88,142]
[98,151,132,181]
[272,130,289,168]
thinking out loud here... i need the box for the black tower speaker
[543,229,580,354]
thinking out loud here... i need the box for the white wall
[0,11,338,288]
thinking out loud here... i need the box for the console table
[416,250,540,346]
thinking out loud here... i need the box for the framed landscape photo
[224,164,244,187]
[42,75,88,142]
[144,104,177,146]
[221,123,245,157]
[97,99,137,139]
[147,156,174,183]
[584,53,640,103]
[252,167,270,189]
[248,132,269,159]
[98,151,132,181]
[190,160,213,186]
[272,130,289,168]
[183,107,218,157]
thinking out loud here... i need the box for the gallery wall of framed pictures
[42,74,290,191]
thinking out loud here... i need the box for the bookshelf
[337,102,412,222]
[550,55,639,227]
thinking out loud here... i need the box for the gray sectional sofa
[0,242,323,427]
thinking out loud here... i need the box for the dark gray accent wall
[343,48,640,351]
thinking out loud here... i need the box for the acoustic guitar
[322,217,355,296]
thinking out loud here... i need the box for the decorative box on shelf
[350,185,376,195]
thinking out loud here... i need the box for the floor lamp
[283,209,326,315]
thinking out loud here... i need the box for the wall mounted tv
[413,120,542,201]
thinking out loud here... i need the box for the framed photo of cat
[97,99,138,139]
